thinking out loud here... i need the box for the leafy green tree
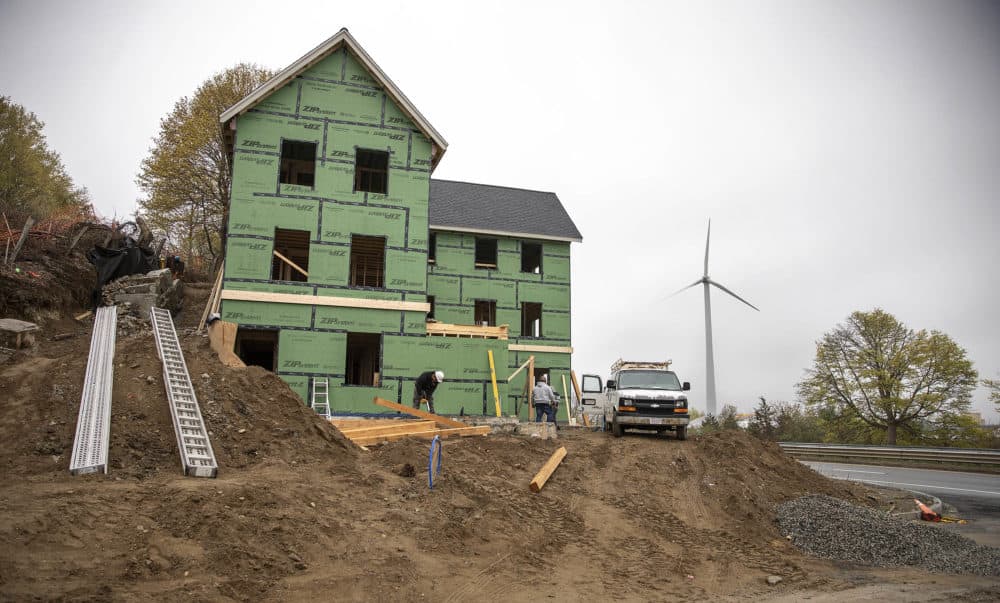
[137,64,273,266]
[718,404,740,430]
[986,376,1000,414]
[798,309,978,445]
[0,96,91,222]
[748,397,777,440]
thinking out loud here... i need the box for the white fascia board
[219,29,447,165]
[428,224,582,243]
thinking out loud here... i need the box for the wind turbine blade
[708,279,760,311]
[703,219,711,278]
[666,278,704,299]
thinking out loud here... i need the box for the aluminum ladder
[311,378,331,418]
[149,306,218,478]
[69,305,117,475]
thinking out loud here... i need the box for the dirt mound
[3,290,998,600]
[0,235,95,322]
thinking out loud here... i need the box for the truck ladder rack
[69,306,117,475]
[610,358,672,373]
[150,307,218,478]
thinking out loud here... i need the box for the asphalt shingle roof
[428,180,582,242]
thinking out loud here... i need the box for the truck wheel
[676,426,687,441]
[612,419,624,438]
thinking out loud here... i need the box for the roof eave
[219,28,448,167]
[428,224,582,243]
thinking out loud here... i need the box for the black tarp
[87,240,157,308]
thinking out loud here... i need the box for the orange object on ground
[914,498,941,522]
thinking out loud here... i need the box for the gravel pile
[777,494,1000,576]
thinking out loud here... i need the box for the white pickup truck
[579,360,691,439]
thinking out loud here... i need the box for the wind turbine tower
[673,221,759,416]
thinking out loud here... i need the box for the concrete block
[514,422,557,440]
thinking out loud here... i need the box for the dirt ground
[1,279,999,601]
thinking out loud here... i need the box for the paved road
[803,461,1000,547]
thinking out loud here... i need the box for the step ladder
[69,306,117,475]
[311,378,331,418]
[150,306,218,478]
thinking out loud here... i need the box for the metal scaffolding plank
[150,306,218,478]
[69,306,117,475]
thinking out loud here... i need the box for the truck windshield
[617,370,682,390]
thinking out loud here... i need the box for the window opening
[532,367,550,385]
[474,300,496,326]
[428,232,437,264]
[349,234,385,288]
[345,332,381,386]
[354,149,389,194]
[272,228,310,282]
[521,242,542,274]
[521,302,542,337]
[235,329,278,371]
[427,295,436,321]
[475,238,497,269]
[280,140,317,187]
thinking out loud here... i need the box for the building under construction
[215,29,582,416]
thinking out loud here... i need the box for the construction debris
[529,446,567,492]
[331,402,491,448]
[0,317,39,350]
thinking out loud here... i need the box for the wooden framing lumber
[508,343,574,354]
[350,425,490,447]
[7,216,34,266]
[372,397,468,428]
[530,447,567,492]
[207,319,246,368]
[561,374,573,424]
[488,350,502,417]
[273,249,309,278]
[74,310,93,322]
[426,322,508,340]
[506,356,533,382]
[221,289,430,313]
[338,420,436,437]
[528,356,535,417]
[198,266,224,333]
[330,418,408,429]
[571,371,591,427]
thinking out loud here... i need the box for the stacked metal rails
[69,306,118,475]
[150,306,218,478]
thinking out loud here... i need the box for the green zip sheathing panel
[427,232,572,346]
[221,45,573,417]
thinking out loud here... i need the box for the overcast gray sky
[2,0,998,421]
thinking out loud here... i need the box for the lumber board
[207,319,246,368]
[350,425,490,447]
[273,249,309,277]
[508,343,574,354]
[338,420,436,437]
[8,216,34,265]
[488,350,502,417]
[221,289,430,312]
[372,397,468,428]
[74,310,93,322]
[198,266,224,332]
[506,356,532,382]
[330,418,414,428]
[530,446,567,493]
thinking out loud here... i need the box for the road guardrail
[778,442,1000,470]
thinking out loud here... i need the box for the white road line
[824,468,885,475]
[828,476,1000,496]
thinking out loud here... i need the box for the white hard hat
[435,371,444,381]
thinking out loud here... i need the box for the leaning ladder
[150,307,218,478]
[69,305,117,475]
[311,378,331,418]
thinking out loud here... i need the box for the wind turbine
[672,220,759,416]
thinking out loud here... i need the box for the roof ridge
[432,178,557,196]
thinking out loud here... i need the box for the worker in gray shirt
[532,374,558,424]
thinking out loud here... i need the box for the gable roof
[219,28,448,169]
[429,180,582,243]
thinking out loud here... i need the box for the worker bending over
[413,370,444,414]
[533,374,558,424]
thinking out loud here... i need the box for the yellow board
[488,350,502,417]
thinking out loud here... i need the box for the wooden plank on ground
[350,425,491,447]
[530,446,567,493]
[74,310,92,322]
[330,418,412,429]
[338,420,436,437]
[372,397,468,428]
